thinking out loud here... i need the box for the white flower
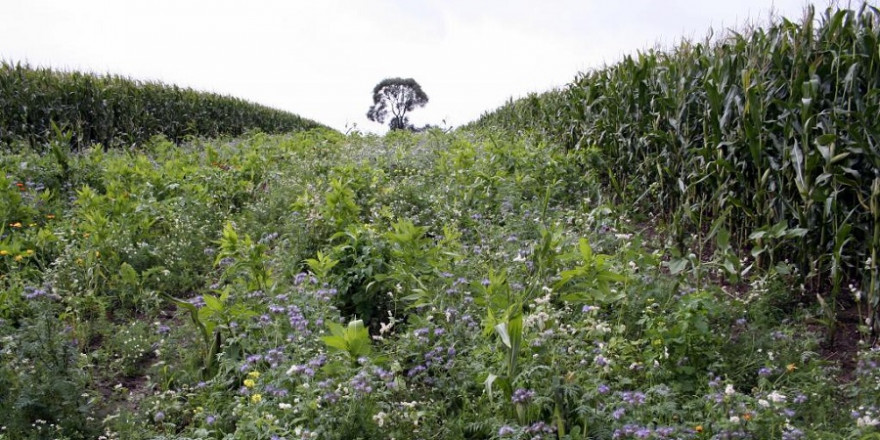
[768,390,786,403]
[758,399,770,408]
[725,384,736,396]
[857,415,880,427]
[729,416,740,424]
[278,403,292,410]
[372,411,387,427]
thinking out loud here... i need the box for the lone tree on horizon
[366,78,428,131]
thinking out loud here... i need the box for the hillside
[0,62,329,151]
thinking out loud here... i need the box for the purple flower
[758,367,773,377]
[612,407,626,420]
[620,391,646,405]
[512,388,537,404]
[23,287,47,300]
[598,384,610,394]
[350,371,373,394]
[294,272,308,285]
[498,425,516,436]
[407,365,427,377]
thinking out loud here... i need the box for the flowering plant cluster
[0,129,874,440]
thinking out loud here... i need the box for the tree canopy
[366,78,428,131]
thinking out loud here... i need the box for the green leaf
[667,258,689,275]
[119,262,139,285]
[202,294,223,312]
[716,227,730,250]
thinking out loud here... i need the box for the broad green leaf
[667,258,689,275]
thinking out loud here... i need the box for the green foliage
[0,301,99,439]
[0,62,329,151]
[321,319,372,364]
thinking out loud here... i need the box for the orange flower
[743,413,752,422]
[695,425,703,433]
[46,214,55,219]
[786,363,797,373]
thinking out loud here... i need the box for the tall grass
[476,4,880,335]
[0,62,328,151]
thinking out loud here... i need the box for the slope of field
[1,129,878,439]
[0,62,329,151]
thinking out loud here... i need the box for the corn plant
[476,3,880,337]
[0,62,329,152]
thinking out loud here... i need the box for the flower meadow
[0,127,877,440]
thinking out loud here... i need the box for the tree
[366,78,428,131]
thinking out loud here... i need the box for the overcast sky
[2,0,813,133]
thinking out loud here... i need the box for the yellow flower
[0,250,8,256]
[14,255,23,262]
[695,425,703,433]
[10,222,21,228]
[250,393,262,404]
[25,249,34,256]
[243,379,256,388]
[248,371,260,379]
[786,363,797,373]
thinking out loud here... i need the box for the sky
[2,0,815,134]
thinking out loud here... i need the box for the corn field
[0,62,326,151]
[477,4,880,335]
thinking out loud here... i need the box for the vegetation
[2,3,880,440]
[0,62,328,152]
[474,4,880,341]
[366,78,429,131]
